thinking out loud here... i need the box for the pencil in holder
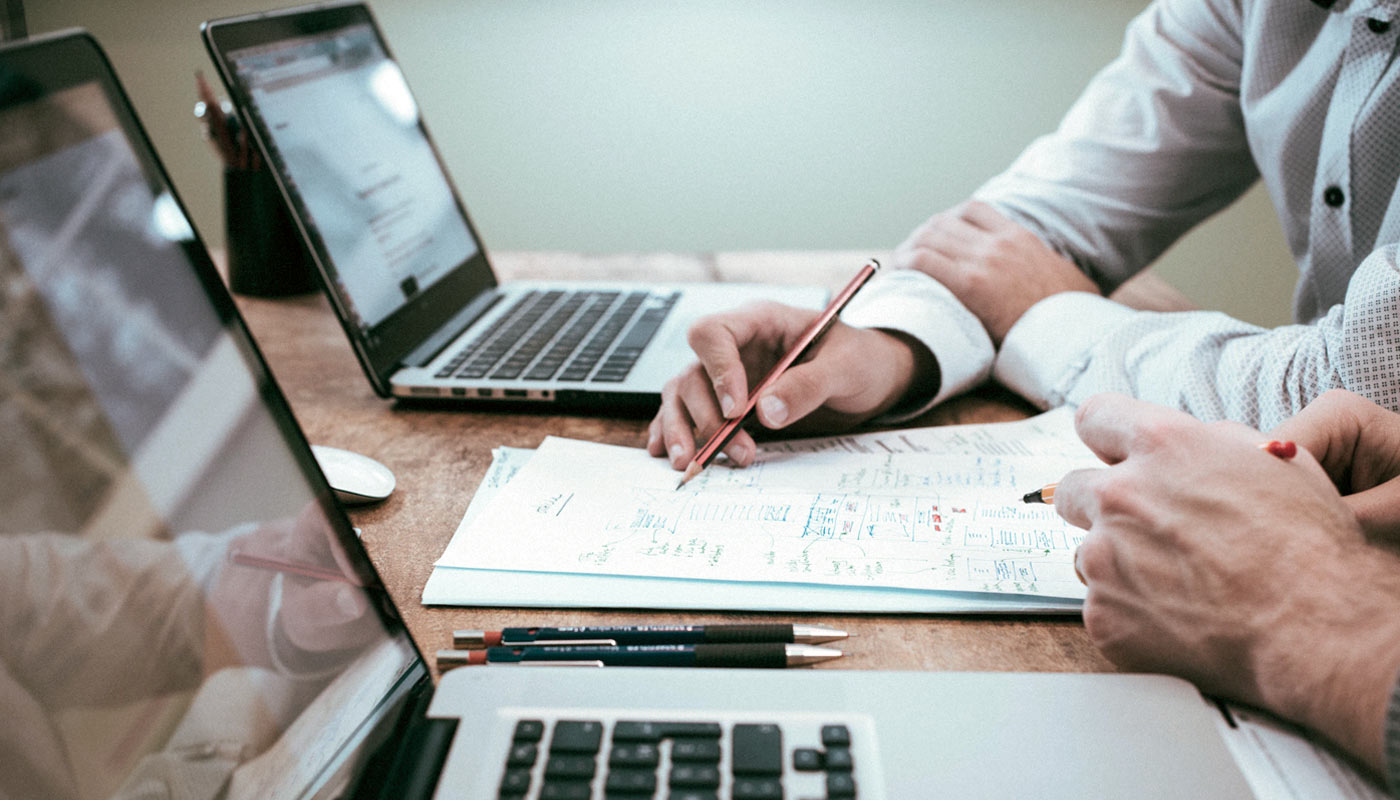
[223,166,317,297]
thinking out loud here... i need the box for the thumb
[753,359,838,429]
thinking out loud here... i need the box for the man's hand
[1053,393,1400,777]
[647,301,934,469]
[894,200,1098,344]
[1271,389,1400,544]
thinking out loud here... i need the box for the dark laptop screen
[0,35,419,799]
[225,21,479,333]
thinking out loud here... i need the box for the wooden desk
[233,252,1193,676]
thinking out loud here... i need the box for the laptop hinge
[402,290,502,368]
[349,678,458,800]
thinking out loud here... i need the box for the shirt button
[1323,185,1345,207]
[1368,18,1391,34]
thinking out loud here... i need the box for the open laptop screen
[225,22,478,331]
[207,4,501,393]
[0,34,420,799]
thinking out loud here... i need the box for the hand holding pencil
[649,259,937,475]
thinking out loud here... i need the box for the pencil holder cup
[224,166,317,297]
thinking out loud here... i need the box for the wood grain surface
[232,252,1192,678]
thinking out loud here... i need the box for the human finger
[958,199,1015,231]
[687,305,786,418]
[1050,466,1109,531]
[1345,476,1400,544]
[753,356,847,430]
[646,417,664,457]
[655,370,757,469]
[1071,393,1181,466]
[656,374,703,467]
[1272,389,1400,491]
[676,368,757,466]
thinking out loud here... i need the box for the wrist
[870,329,940,418]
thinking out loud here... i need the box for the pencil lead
[675,461,702,490]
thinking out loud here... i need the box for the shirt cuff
[839,269,994,422]
[994,291,1137,409]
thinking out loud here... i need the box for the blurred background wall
[29,0,1297,325]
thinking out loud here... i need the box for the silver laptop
[0,30,1255,799]
[200,2,827,411]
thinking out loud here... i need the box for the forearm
[995,246,1400,428]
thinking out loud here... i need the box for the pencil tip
[675,462,702,490]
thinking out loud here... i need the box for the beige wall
[31,0,1297,326]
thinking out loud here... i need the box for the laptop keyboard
[497,717,861,799]
[434,289,680,385]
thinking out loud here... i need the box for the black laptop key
[826,771,857,797]
[663,722,723,739]
[506,742,538,767]
[605,769,658,794]
[540,783,591,800]
[670,738,721,763]
[551,720,604,753]
[544,755,597,780]
[514,719,545,741]
[669,764,721,788]
[824,747,853,771]
[499,768,531,796]
[609,742,660,768]
[730,724,783,776]
[612,721,664,742]
[614,293,678,353]
[731,777,783,800]
[612,721,723,742]
[792,748,823,771]
[820,724,851,748]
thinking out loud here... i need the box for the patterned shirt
[844,0,1400,431]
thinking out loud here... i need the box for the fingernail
[759,395,788,426]
[646,429,658,449]
[719,393,736,417]
[736,440,755,465]
[669,443,685,464]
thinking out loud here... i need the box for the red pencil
[676,259,881,489]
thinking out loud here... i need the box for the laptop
[199,1,827,411]
[0,31,1258,799]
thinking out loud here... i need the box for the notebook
[200,1,827,411]
[0,29,1312,800]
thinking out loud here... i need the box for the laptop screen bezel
[0,28,433,795]
[202,1,500,397]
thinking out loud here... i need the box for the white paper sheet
[435,409,1100,601]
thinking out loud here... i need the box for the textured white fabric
[886,0,1400,428]
[996,246,1400,428]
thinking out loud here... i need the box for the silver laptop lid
[0,31,423,799]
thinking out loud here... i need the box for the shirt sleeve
[974,0,1259,292]
[839,268,994,421]
[993,244,1400,429]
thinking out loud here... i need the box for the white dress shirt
[842,0,1400,430]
